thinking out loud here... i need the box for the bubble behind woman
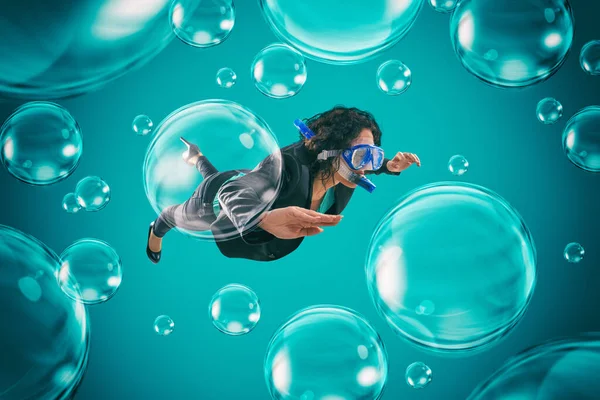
[143,100,283,242]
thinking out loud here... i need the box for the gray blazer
[210,141,399,262]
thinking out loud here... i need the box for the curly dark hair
[300,105,382,184]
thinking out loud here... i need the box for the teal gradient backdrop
[1,1,599,399]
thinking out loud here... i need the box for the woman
[146,106,420,263]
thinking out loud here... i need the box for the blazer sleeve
[364,157,401,176]
[214,153,284,244]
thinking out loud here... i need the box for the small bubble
[216,67,237,89]
[132,115,153,136]
[448,154,469,176]
[377,60,412,95]
[154,315,175,336]
[564,242,584,263]
[406,362,433,389]
[209,284,260,335]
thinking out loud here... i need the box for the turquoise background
[1,1,600,399]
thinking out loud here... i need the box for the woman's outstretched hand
[387,152,421,172]
[258,206,343,239]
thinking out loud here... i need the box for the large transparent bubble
[0,102,82,186]
[264,305,388,400]
[468,334,600,399]
[143,100,282,241]
[450,0,574,88]
[258,0,424,65]
[562,106,600,172]
[0,225,89,399]
[0,0,198,99]
[365,182,537,353]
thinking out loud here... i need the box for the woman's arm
[365,152,421,175]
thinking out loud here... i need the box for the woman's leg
[153,156,220,238]
[148,143,222,261]
[152,188,216,238]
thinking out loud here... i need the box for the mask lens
[352,147,367,169]
[372,147,384,169]
[351,147,368,168]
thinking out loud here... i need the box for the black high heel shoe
[146,222,161,264]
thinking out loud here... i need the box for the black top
[210,141,399,262]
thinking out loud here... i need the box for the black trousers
[152,156,221,238]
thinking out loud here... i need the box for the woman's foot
[180,137,203,165]
[146,222,162,264]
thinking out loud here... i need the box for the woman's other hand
[258,206,343,239]
[386,152,421,172]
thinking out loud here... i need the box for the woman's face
[334,128,375,188]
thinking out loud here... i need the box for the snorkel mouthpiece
[337,160,376,193]
[356,176,376,193]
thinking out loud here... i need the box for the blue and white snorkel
[293,119,378,193]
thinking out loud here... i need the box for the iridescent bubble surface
[209,284,261,335]
[0,0,189,99]
[216,67,237,88]
[171,0,235,48]
[143,100,282,242]
[0,225,89,399]
[264,306,388,400]
[58,238,123,305]
[448,154,469,176]
[62,193,82,214]
[537,97,563,124]
[132,115,153,136]
[429,0,458,13]
[376,60,412,95]
[259,0,424,64]
[450,0,574,88]
[75,176,111,211]
[365,182,537,352]
[562,106,600,172]
[468,335,600,399]
[580,40,600,75]
[251,44,307,99]
[0,102,82,186]
[564,242,584,263]
[154,315,175,336]
[406,362,433,389]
